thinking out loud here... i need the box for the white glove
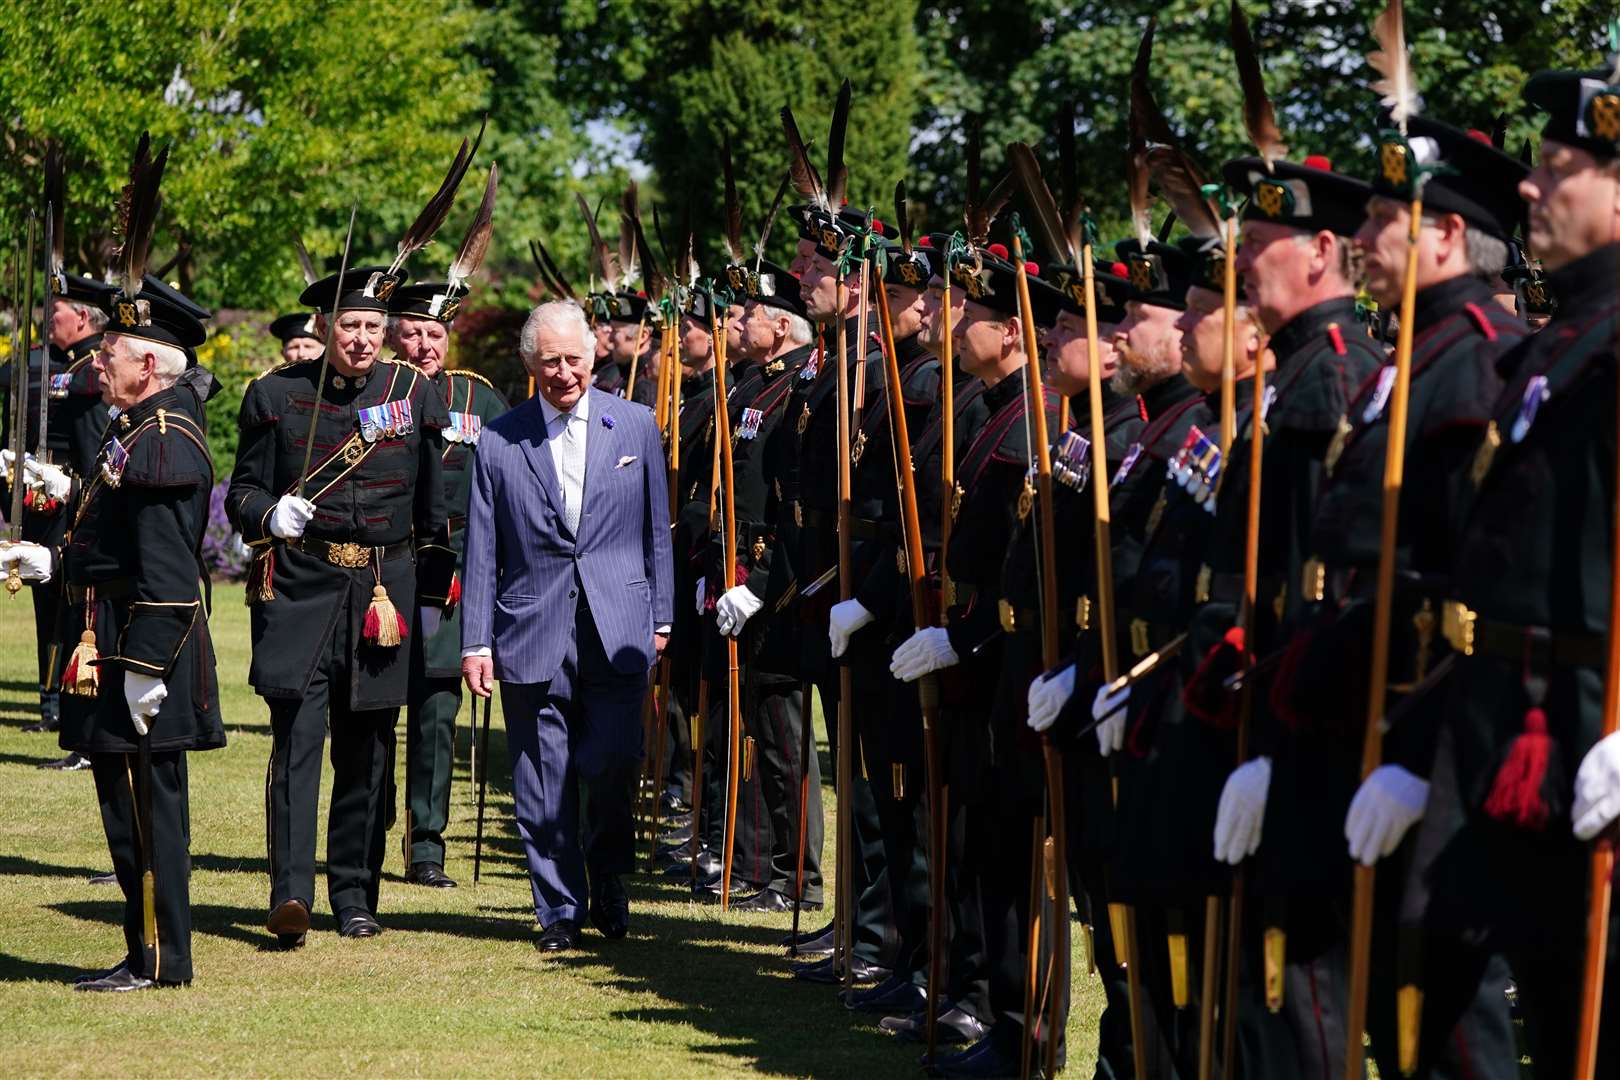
[269,495,317,540]
[1574,731,1620,841]
[715,584,763,637]
[1026,663,1076,734]
[695,578,707,615]
[0,540,53,583]
[1344,764,1429,865]
[230,532,251,561]
[889,626,959,682]
[2,451,72,500]
[1092,680,1131,756]
[828,598,874,659]
[124,673,168,737]
[1213,756,1271,865]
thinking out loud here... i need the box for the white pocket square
[615,455,638,469]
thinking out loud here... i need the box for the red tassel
[445,572,461,612]
[1183,626,1248,729]
[1482,707,1554,830]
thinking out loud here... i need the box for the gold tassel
[1264,926,1287,1012]
[363,584,406,647]
[63,630,100,697]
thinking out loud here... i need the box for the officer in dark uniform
[226,264,448,946]
[3,286,223,991]
[888,245,1067,1076]
[1406,61,1620,1078]
[697,262,825,911]
[590,291,650,398]
[387,281,509,889]
[824,228,944,1016]
[2,272,112,752]
[781,207,898,984]
[268,312,324,365]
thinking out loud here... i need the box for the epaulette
[253,357,318,382]
[391,356,431,377]
[118,408,213,488]
[447,368,495,390]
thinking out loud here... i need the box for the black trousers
[821,674,897,965]
[663,677,692,806]
[264,609,397,917]
[31,575,64,718]
[92,750,193,983]
[873,754,930,985]
[404,674,461,867]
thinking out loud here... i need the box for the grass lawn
[0,581,1101,1077]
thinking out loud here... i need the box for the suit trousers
[405,674,461,866]
[92,750,193,983]
[820,675,895,965]
[501,602,643,927]
[264,604,397,917]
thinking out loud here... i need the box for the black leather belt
[292,536,414,568]
[802,506,890,540]
[1441,602,1604,669]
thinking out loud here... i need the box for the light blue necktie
[557,411,585,535]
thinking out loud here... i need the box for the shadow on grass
[0,750,80,768]
[0,854,109,880]
[0,952,86,983]
[191,852,271,876]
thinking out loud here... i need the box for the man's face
[319,309,387,376]
[608,320,644,363]
[1236,221,1322,331]
[725,303,747,355]
[391,316,450,376]
[679,315,712,368]
[1110,301,1185,395]
[738,302,786,360]
[48,298,87,350]
[593,321,612,361]
[956,300,1015,375]
[799,252,841,321]
[93,334,153,410]
[527,322,594,411]
[918,277,965,356]
[1176,286,1255,393]
[791,237,817,277]
[1521,139,1620,272]
[884,283,926,340]
[281,336,323,363]
[1041,309,1119,390]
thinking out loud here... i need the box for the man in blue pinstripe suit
[461,300,674,952]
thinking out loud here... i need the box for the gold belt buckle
[1130,618,1151,657]
[1441,601,1476,656]
[327,541,371,569]
[998,598,1017,633]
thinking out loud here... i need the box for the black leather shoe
[660,794,692,816]
[662,849,719,879]
[405,862,458,888]
[781,919,834,948]
[74,966,156,993]
[72,960,128,985]
[784,924,836,958]
[88,871,117,885]
[793,954,891,986]
[656,826,694,848]
[22,718,59,734]
[729,888,791,913]
[883,1003,991,1046]
[536,919,579,952]
[845,974,927,1014]
[39,752,90,771]
[589,875,629,939]
[337,907,382,938]
[926,1033,1061,1077]
[266,898,311,939]
[692,872,764,903]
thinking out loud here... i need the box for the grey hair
[68,298,108,332]
[520,300,593,359]
[1414,209,1509,283]
[784,311,813,347]
[112,334,187,387]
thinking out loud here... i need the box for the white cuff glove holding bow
[890,626,959,682]
[1092,681,1131,756]
[1026,663,1076,734]
[715,584,763,638]
[0,541,53,583]
[1214,756,1271,865]
[1344,764,1429,865]
[828,598,874,659]
[1574,731,1620,842]
[2,450,71,500]
[268,495,317,540]
[125,673,168,737]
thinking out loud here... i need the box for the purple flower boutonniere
[601,414,616,430]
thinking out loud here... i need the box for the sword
[138,733,158,978]
[294,206,357,500]
[6,215,37,597]
[472,693,493,884]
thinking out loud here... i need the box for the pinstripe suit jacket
[461,388,674,683]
